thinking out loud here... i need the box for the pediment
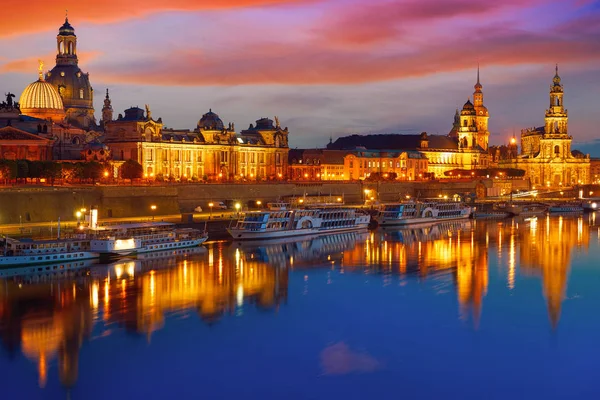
[0,126,49,141]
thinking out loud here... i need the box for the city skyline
[1,1,600,153]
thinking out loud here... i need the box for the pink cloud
[0,52,102,75]
[92,24,600,86]
[316,0,546,46]
[0,0,315,37]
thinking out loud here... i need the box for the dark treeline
[0,159,143,184]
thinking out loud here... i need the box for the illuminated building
[19,64,65,123]
[289,148,428,181]
[105,107,289,181]
[44,17,96,130]
[0,125,53,161]
[2,17,104,160]
[499,67,590,188]
[326,70,490,179]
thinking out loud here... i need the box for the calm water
[1,215,600,399]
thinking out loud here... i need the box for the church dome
[59,18,75,36]
[461,99,476,115]
[19,75,65,122]
[198,109,224,130]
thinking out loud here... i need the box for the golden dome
[19,62,66,122]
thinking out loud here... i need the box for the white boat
[548,204,583,214]
[227,206,370,240]
[0,237,98,267]
[375,201,472,227]
[89,222,208,257]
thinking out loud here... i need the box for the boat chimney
[57,217,61,240]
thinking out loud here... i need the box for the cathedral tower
[472,66,490,150]
[45,16,96,129]
[544,65,568,136]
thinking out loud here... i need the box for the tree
[120,159,143,183]
[61,162,78,182]
[80,162,104,182]
[16,160,29,182]
[41,161,61,185]
[0,160,17,183]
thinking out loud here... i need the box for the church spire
[474,64,482,93]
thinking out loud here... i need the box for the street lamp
[104,170,109,178]
[76,211,82,226]
[208,202,214,219]
[235,202,241,217]
[256,200,262,208]
[150,204,157,221]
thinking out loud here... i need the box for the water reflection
[0,246,289,389]
[0,215,596,392]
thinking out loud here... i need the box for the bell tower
[45,15,96,129]
[472,65,490,150]
[545,65,568,135]
[101,89,113,128]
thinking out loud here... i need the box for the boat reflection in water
[0,214,594,392]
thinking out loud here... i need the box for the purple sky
[1,0,600,152]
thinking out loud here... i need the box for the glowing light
[91,282,99,310]
[114,238,136,251]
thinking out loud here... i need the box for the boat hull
[137,236,208,253]
[378,213,471,227]
[228,225,369,241]
[0,251,99,267]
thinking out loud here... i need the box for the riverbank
[0,180,488,225]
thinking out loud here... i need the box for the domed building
[45,17,96,130]
[19,64,65,122]
[198,109,225,131]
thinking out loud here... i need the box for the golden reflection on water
[0,214,595,389]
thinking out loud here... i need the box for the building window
[276,153,281,165]
[197,152,203,162]
[554,145,560,155]
[79,89,84,99]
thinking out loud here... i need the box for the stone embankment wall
[0,180,489,224]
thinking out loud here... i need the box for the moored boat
[0,237,98,267]
[227,206,370,240]
[375,201,472,227]
[89,222,208,257]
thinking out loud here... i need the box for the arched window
[554,145,560,155]
[42,125,48,133]
[79,89,84,99]
[463,120,467,127]
[72,137,80,145]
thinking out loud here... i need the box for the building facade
[327,70,490,179]
[499,67,590,188]
[104,107,289,181]
[289,148,428,181]
[0,125,53,161]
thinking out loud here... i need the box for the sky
[0,0,599,152]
